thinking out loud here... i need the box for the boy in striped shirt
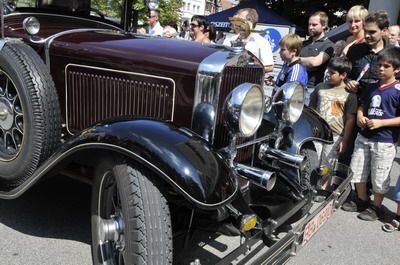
[275,34,308,88]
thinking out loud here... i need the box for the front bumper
[181,164,352,265]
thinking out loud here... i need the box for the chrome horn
[235,163,276,191]
[259,144,305,169]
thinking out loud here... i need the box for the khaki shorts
[350,134,396,194]
[314,135,341,171]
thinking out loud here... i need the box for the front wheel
[91,163,173,265]
[286,146,319,223]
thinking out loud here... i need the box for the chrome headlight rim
[223,83,265,138]
[23,16,40,35]
[273,81,304,124]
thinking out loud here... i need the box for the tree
[92,0,183,27]
[134,0,183,27]
[159,0,184,26]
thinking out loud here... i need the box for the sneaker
[341,198,369,212]
[357,206,384,221]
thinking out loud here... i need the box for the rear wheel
[91,163,173,265]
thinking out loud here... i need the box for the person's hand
[346,80,360,93]
[357,115,369,129]
[264,76,274,86]
[337,141,344,154]
[366,119,384,130]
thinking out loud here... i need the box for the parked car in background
[0,1,351,264]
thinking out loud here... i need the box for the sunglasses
[190,23,199,28]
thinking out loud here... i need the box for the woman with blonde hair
[342,5,369,56]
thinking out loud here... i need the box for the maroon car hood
[51,30,220,76]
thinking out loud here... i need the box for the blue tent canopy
[207,0,295,31]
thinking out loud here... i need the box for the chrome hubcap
[96,172,126,265]
[98,212,125,252]
[0,70,24,161]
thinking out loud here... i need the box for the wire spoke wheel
[96,171,126,265]
[0,70,23,161]
[91,163,172,265]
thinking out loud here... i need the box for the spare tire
[0,40,61,186]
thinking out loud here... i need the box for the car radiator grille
[214,65,264,163]
[65,65,174,133]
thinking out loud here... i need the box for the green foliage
[135,0,183,27]
[92,0,123,19]
[158,0,184,26]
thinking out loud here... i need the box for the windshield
[5,0,124,24]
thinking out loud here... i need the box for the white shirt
[148,22,163,37]
[223,33,274,66]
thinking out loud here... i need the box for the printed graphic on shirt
[331,101,344,116]
[317,87,349,135]
[360,80,400,143]
[368,95,383,116]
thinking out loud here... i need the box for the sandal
[382,219,400,233]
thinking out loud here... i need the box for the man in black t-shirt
[299,11,334,96]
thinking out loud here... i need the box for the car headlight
[273,82,304,124]
[223,83,265,137]
[23,16,40,35]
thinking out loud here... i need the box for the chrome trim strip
[64,63,176,135]
[5,13,122,68]
[0,142,238,208]
[192,48,255,144]
[296,136,333,154]
[5,12,122,31]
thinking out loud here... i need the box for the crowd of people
[280,6,400,233]
[142,6,400,232]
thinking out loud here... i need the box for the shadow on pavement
[0,175,91,244]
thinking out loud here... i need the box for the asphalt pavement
[0,153,399,265]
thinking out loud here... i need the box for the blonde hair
[347,5,368,22]
[279,34,303,56]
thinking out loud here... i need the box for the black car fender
[262,106,333,154]
[0,119,238,209]
[259,106,333,194]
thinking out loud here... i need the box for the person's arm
[339,114,356,154]
[366,117,400,130]
[308,84,321,110]
[356,105,368,129]
[260,38,274,73]
[299,52,330,68]
[264,65,274,73]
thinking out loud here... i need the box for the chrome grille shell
[193,49,265,162]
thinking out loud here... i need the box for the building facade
[181,0,207,24]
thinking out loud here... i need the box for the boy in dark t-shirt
[349,47,400,221]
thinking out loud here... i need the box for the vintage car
[0,0,352,264]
